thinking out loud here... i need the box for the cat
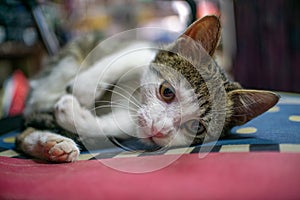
[16,16,279,162]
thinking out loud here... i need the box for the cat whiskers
[93,101,139,113]
[97,82,142,109]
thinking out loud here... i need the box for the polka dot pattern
[236,127,257,134]
[289,115,300,122]
[3,137,15,143]
[268,106,280,113]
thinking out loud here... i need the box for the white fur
[54,94,133,139]
[21,130,79,162]
[68,42,156,108]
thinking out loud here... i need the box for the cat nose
[151,127,165,138]
[153,131,164,138]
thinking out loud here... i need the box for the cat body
[16,16,279,162]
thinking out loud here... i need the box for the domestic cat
[16,16,279,162]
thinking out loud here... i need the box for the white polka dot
[268,106,280,113]
[236,127,257,134]
[289,115,300,122]
[3,137,15,143]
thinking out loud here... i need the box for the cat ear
[180,15,221,56]
[228,90,280,125]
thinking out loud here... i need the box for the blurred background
[0,0,299,118]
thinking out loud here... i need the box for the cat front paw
[44,136,79,162]
[66,78,97,108]
[54,94,96,135]
[54,94,79,133]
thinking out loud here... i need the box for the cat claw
[44,138,79,162]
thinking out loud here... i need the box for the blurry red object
[7,70,29,116]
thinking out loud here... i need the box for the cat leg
[16,127,79,162]
[66,42,155,108]
[54,94,99,135]
[24,56,80,116]
[54,94,133,140]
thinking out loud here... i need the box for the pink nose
[153,131,165,138]
[152,127,165,138]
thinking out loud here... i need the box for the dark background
[233,0,300,93]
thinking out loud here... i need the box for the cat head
[137,16,279,148]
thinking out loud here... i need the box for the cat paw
[54,95,79,133]
[55,94,81,114]
[44,136,79,162]
[66,78,98,108]
[54,94,95,134]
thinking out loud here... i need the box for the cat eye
[159,81,175,103]
[183,119,205,136]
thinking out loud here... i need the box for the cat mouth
[152,131,165,138]
[149,131,170,144]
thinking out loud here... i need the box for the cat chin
[141,135,188,149]
[138,129,194,148]
[140,137,169,148]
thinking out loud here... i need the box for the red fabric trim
[1,153,300,199]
